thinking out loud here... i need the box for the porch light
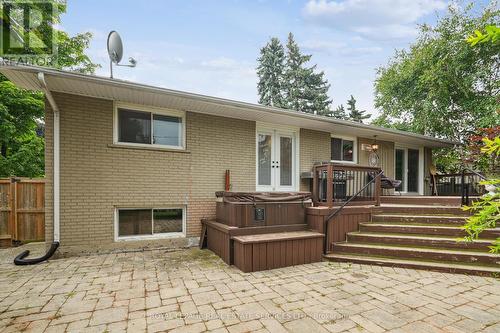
[371,136,379,152]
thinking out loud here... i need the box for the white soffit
[0,66,456,148]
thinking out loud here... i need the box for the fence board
[0,178,45,246]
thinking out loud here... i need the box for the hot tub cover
[215,191,311,202]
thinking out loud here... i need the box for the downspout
[14,72,60,265]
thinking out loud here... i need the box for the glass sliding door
[395,147,421,194]
[407,149,419,193]
[395,149,405,192]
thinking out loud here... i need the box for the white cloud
[303,0,447,39]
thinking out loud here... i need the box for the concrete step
[381,196,462,206]
[359,223,500,238]
[371,214,467,226]
[377,205,469,216]
[323,253,500,277]
[347,232,494,251]
[332,242,500,265]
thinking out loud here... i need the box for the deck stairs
[324,196,500,276]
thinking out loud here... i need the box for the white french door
[257,128,297,192]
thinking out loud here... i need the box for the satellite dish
[107,31,123,64]
[107,30,137,78]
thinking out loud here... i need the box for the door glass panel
[407,149,419,192]
[395,149,404,191]
[258,134,272,186]
[280,136,292,186]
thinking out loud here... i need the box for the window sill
[330,160,357,164]
[115,233,186,242]
[108,143,190,154]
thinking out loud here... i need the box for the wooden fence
[0,178,45,247]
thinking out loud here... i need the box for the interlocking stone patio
[1,243,500,333]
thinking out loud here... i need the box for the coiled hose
[14,241,60,265]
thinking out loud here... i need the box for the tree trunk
[0,143,7,157]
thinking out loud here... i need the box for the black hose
[14,241,60,265]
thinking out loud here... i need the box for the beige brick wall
[299,129,331,191]
[45,93,255,255]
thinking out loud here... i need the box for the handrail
[323,170,384,254]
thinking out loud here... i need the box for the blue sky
[61,0,491,118]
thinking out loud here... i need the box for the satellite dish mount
[107,30,137,78]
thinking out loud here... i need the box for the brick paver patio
[1,243,499,333]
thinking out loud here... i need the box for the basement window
[115,104,185,149]
[116,208,185,240]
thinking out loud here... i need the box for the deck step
[332,242,500,265]
[233,231,324,272]
[377,205,469,216]
[323,253,500,276]
[381,196,462,206]
[359,223,500,238]
[347,232,494,251]
[372,214,467,225]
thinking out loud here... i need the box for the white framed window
[331,135,357,164]
[113,102,185,150]
[114,207,186,241]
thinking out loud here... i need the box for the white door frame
[394,144,424,195]
[256,123,299,192]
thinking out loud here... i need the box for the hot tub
[215,191,312,227]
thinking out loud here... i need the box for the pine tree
[347,95,371,123]
[256,38,286,107]
[283,33,331,114]
[330,104,348,120]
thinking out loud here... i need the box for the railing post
[375,170,381,206]
[312,167,318,205]
[326,164,333,208]
[461,168,466,206]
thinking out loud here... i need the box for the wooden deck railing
[312,163,382,208]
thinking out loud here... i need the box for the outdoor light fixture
[371,136,379,152]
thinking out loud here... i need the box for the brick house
[0,66,455,256]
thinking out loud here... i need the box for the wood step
[359,223,500,238]
[233,231,324,272]
[378,205,469,215]
[372,214,467,225]
[381,196,462,206]
[347,232,494,251]
[232,230,324,244]
[323,253,500,277]
[332,243,500,265]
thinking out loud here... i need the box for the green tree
[283,33,331,114]
[0,1,99,178]
[257,37,286,108]
[320,104,348,120]
[373,3,500,142]
[346,95,371,123]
